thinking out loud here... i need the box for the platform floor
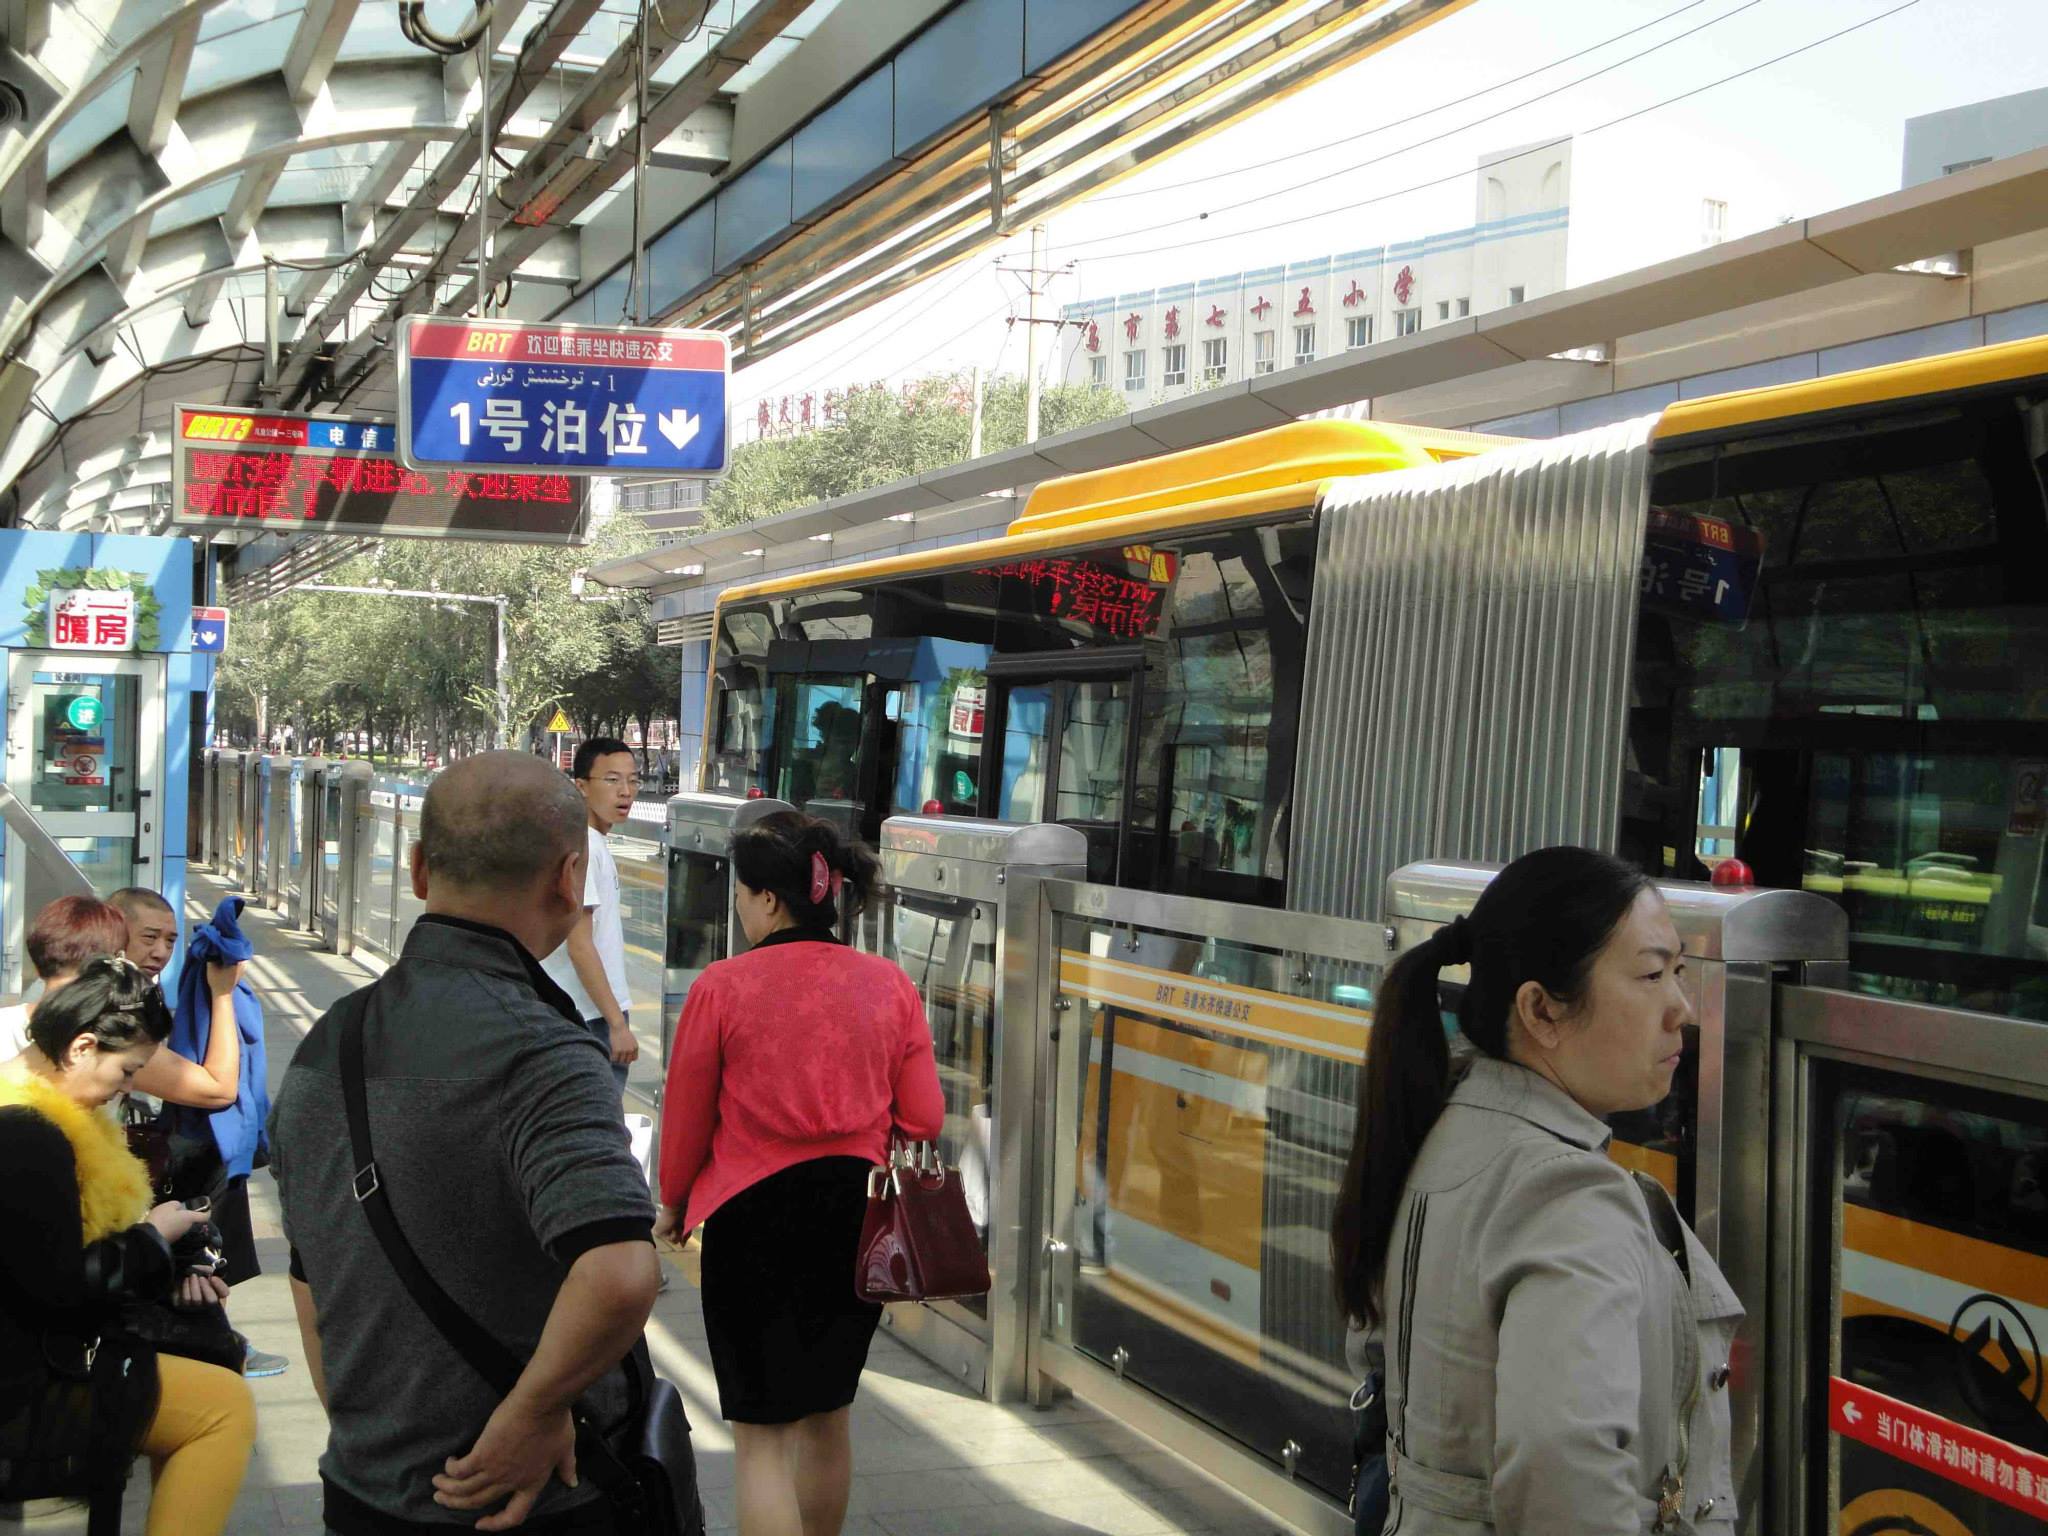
[158,868,1289,1536]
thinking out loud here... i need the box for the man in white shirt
[541,737,640,1093]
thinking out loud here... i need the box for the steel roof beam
[283,0,362,107]
[432,0,802,325]
[272,0,602,406]
[128,12,201,157]
[324,0,768,397]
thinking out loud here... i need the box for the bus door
[982,649,1141,884]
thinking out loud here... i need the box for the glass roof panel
[148,180,236,238]
[198,0,302,41]
[48,67,137,180]
[335,2,417,62]
[270,142,386,198]
[187,8,305,98]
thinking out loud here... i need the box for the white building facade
[1060,142,1571,404]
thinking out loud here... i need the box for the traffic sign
[545,707,573,735]
[398,317,729,478]
[64,695,102,732]
[192,606,229,654]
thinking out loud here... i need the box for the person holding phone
[0,955,255,1534]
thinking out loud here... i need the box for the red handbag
[854,1142,992,1304]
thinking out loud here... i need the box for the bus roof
[1007,419,1517,536]
[1653,329,2048,444]
[718,419,1517,608]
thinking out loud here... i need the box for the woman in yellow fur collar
[0,956,254,1535]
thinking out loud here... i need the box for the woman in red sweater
[656,811,944,1536]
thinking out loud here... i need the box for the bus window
[990,676,1131,881]
[707,607,778,796]
[1632,393,2048,1019]
[778,676,864,807]
[1129,527,1311,906]
[891,651,992,816]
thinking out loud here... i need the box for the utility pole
[1024,223,1045,444]
[968,364,984,459]
[996,224,1074,448]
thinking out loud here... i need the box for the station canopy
[0,0,1474,552]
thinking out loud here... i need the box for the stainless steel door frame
[291,757,328,931]
[1771,986,2048,1535]
[876,816,1086,1403]
[1030,876,1386,1536]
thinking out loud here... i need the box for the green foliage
[703,371,1124,530]
[21,568,161,650]
[214,513,673,757]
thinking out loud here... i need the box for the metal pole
[476,31,493,319]
[263,262,280,389]
[1024,223,1045,445]
[494,598,510,751]
[629,0,651,324]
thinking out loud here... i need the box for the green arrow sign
[64,695,102,732]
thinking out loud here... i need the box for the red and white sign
[948,685,986,741]
[1829,1377,2048,1517]
[399,318,726,372]
[49,589,135,652]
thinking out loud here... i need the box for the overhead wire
[1043,0,1923,267]
[1078,0,1769,234]
[1089,0,1726,203]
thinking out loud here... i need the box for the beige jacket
[1355,1056,1743,1535]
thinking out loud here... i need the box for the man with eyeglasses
[541,736,641,1093]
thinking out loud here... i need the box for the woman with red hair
[3,898,243,1114]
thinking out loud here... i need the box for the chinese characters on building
[48,590,136,652]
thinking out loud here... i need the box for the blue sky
[733,0,2048,417]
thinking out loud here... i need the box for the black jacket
[0,1104,172,1502]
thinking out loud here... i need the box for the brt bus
[699,333,2048,1530]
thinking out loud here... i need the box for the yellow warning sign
[545,708,573,734]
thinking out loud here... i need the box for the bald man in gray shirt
[271,753,659,1535]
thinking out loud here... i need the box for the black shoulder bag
[336,996,703,1536]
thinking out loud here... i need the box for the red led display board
[169,405,589,543]
[973,543,1180,642]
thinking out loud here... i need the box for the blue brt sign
[399,317,729,478]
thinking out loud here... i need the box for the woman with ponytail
[655,811,944,1536]
[1331,847,1744,1534]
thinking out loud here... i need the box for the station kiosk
[0,531,197,995]
[874,815,1085,1401]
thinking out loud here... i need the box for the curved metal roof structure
[0,0,1477,545]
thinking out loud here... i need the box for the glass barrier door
[1800,1012,2048,1533]
[4,653,166,990]
[881,888,997,1328]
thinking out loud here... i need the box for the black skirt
[700,1156,882,1425]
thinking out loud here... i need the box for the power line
[1090,0,1724,203]
[734,254,1002,408]
[1047,0,1920,268]
[1080,0,1766,236]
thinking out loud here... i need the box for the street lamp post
[298,583,512,750]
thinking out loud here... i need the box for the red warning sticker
[1830,1378,2048,1517]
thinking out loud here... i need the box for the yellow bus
[697,332,2048,1528]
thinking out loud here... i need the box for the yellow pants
[136,1354,256,1536]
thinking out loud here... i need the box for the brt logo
[1949,1292,2042,1427]
[182,413,253,442]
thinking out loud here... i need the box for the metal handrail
[0,782,93,901]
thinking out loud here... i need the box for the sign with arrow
[192,605,229,654]
[398,317,729,479]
